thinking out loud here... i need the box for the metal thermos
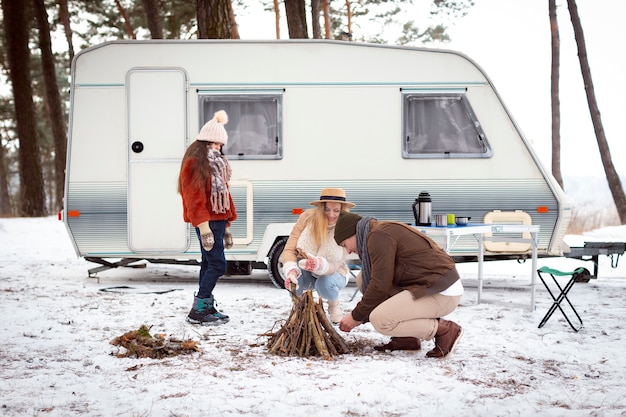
[412,192,432,226]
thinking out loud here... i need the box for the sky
[233,1,625,178]
[1,216,626,416]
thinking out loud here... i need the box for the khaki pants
[369,290,461,341]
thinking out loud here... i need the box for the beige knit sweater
[282,210,349,278]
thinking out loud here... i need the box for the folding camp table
[414,223,540,311]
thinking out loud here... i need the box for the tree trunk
[114,0,136,39]
[0,137,13,216]
[549,0,563,188]
[273,0,281,39]
[311,0,321,39]
[141,0,163,39]
[33,0,67,213]
[345,0,352,36]
[1,0,47,217]
[57,0,74,63]
[567,0,626,224]
[284,0,308,39]
[322,0,331,39]
[196,0,232,39]
[229,1,240,39]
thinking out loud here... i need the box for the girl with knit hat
[282,188,355,324]
[333,211,464,358]
[178,110,237,325]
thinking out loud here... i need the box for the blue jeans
[195,220,226,299]
[295,269,347,301]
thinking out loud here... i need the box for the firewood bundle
[264,290,349,360]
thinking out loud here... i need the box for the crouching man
[333,212,464,358]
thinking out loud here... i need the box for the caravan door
[127,68,189,253]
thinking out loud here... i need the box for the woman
[178,110,237,326]
[282,188,354,323]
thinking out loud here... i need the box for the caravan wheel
[268,237,288,289]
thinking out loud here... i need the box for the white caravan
[62,40,572,287]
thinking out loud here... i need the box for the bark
[33,0,67,212]
[229,1,240,39]
[0,136,12,215]
[284,0,308,39]
[273,0,280,39]
[322,0,331,39]
[1,0,46,216]
[345,0,352,36]
[141,0,163,39]
[567,0,626,223]
[114,0,136,39]
[311,0,321,39]
[196,0,232,39]
[57,0,74,63]
[549,0,563,188]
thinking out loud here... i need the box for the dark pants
[195,220,227,299]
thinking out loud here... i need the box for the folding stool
[537,266,589,332]
[347,262,362,302]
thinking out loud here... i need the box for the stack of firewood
[263,290,349,360]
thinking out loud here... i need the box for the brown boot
[374,337,421,352]
[426,319,463,358]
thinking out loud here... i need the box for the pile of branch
[110,325,200,359]
[263,290,348,360]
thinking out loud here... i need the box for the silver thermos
[412,192,432,226]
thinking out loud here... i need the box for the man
[333,211,464,358]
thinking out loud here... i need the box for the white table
[413,223,540,311]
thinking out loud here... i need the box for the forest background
[0,0,623,232]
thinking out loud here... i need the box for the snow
[1,216,625,416]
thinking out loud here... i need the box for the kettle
[412,192,432,226]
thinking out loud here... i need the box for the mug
[435,214,447,227]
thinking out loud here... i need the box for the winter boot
[426,318,463,358]
[327,299,343,324]
[186,295,230,326]
[374,337,421,352]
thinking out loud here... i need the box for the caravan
[62,40,571,288]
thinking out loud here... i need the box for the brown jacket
[351,220,458,322]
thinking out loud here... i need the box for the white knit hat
[195,110,229,145]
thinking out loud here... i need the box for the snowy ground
[1,217,625,417]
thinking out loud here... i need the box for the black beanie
[334,212,362,245]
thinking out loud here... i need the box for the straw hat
[310,188,355,208]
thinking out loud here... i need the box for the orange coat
[179,157,237,227]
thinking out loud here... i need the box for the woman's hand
[298,256,329,275]
[284,271,298,292]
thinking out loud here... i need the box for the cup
[447,214,455,225]
[435,214,447,227]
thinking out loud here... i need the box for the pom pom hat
[310,188,355,208]
[334,211,363,245]
[195,110,229,145]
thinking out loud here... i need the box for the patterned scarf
[207,148,232,213]
[356,216,375,293]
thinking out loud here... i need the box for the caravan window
[198,93,282,160]
[402,92,492,159]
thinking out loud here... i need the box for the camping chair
[537,266,589,332]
